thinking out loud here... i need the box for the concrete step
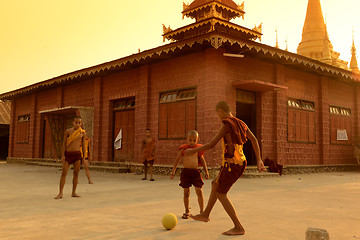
[242,172,280,178]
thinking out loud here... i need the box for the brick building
[1,0,359,167]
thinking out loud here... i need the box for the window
[330,106,351,144]
[287,99,315,143]
[159,89,196,139]
[17,114,30,143]
[113,98,135,111]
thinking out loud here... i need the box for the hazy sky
[0,0,359,95]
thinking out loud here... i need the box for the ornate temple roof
[164,0,260,43]
[182,0,245,21]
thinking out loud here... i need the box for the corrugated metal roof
[0,101,11,125]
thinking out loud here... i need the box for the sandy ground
[0,162,359,240]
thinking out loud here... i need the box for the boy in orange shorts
[170,130,209,219]
[185,101,266,235]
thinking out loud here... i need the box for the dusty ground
[0,162,359,240]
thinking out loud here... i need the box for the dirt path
[0,162,359,240]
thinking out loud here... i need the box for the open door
[236,90,256,166]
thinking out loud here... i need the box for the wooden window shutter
[300,111,309,142]
[288,108,296,141]
[167,101,186,138]
[159,104,168,139]
[308,111,315,143]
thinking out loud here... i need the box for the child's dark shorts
[216,161,246,194]
[179,168,204,188]
[65,151,82,164]
[143,159,155,166]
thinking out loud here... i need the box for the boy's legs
[55,161,70,199]
[149,161,154,181]
[183,187,190,218]
[84,160,93,184]
[71,160,81,197]
[217,193,245,235]
[195,187,204,213]
[142,161,148,180]
[190,180,219,221]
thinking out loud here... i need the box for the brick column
[31,94,38,158]
[354,86,360,139]
[274,64,287,164]
[134,65,151,163]
[319,77,330,164]
[93,77,103,162]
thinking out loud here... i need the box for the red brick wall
[8,47,359,166]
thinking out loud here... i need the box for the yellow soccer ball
[161,213,178,230]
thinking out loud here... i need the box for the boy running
[185,101,266,235]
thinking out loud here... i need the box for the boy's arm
[61,130,68,162]
[199,156,209,179]
[184,125,226,156]
[170,150,183,179]
[246,128,266,172]
[82,134,86,162]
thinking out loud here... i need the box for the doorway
[113,98,135,162]
[236,90,256,166]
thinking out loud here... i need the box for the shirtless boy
[141,129,155,181]
[185,101,266,236]
[55,116,85,199]
[170,130,209,219]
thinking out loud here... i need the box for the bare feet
[54,194,63,199]
[189,213,210,222]
[88,180,94,184]
[222,227,245,236]
[71,193,81,198]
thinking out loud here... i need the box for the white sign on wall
[337,129,348,141]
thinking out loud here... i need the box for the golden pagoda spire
[350,30,359,72]
[275,28,279,48]
[322,25,332,62]
[297,0,348,69]
[297,0,326,58]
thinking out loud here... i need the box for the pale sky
[0,0,359,95]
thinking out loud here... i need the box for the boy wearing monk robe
[170,130,209,219]
[55,116,85,199]
[185,101,266,236]
[141,129,155,181]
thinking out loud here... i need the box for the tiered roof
[163,0,261,42]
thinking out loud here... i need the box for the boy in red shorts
[55,116,85,199]
[170,130,209,219]
[185,101,266,236]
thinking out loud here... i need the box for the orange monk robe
[80,137,91,159]
[66,127,85,147]
[143,139,155,161]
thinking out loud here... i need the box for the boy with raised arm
[170,130,209,219]
[185,101,266,236]
[55,116,85,199]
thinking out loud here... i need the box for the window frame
[287,98,316,144]
[158,88,197,140]
[16,114,30,144]
[329,105,352,145]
